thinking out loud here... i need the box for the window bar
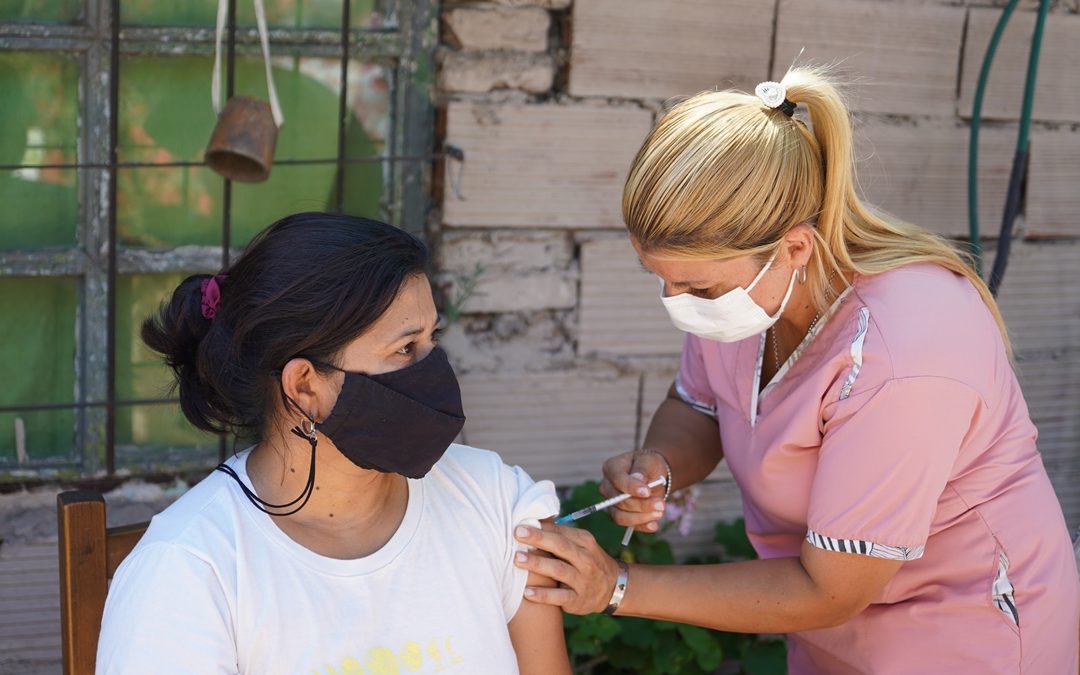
[0,398,182,414]
[219,0,238,463]
[222,0,237,272]
[0,155,448,172]
[0,0,441,477]
[105,0,121,475]
[334,0,352,212]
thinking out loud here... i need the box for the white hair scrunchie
[755,81,796,117]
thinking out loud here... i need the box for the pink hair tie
[200,275,227,319]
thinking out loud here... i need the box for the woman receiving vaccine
[97,212,570,674]
[513,67,1079,673]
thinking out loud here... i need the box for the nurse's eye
[689,287,713,298]
[397,343,414,356]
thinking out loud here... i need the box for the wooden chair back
[57,490,148,675]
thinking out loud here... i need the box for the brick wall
[435,0,1080,556]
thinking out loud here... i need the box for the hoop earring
[799,266,808,284]
[298,416,317,440]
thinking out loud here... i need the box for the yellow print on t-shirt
[314,636,466,674]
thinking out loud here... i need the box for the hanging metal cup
[206,96,278,182]
[205,0,284,183]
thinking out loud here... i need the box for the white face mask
[659,253,798,342]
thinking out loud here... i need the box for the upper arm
[799,540,903,626]
[810,377,980,555]
[801,376,981,624]
[495,467,567,673]
[508,567,571,675]
[97,544,236,674]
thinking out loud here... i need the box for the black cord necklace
[215,423,318,517]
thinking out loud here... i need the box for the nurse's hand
[514,522,620,615]
[600,451,669,533]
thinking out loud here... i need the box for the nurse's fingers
[521,585,576,608]
[514,550,577,587]
[600,452,667,530]
[596,487,663,528]
[515,522,577,560]
[515,523,620,614]
[611,510,662,532]
[604,451,668,498]
[602,452,651,498]
[598,476,658,515]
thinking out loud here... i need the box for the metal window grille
[0,0,436,480]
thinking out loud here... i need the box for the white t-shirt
[97,444,560,675]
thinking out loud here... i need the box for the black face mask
[216,346,466,516]
[315,345,466,479]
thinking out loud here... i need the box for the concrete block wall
[436,0,1080,556]
[3,2,1077,670]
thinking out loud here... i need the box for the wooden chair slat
[57,490,149,675]
[106,523,149,578]
[57,491,108,675]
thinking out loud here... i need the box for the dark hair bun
[140,213,428,440]
[141,274,229,433]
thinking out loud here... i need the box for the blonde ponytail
[622,65,1010,354]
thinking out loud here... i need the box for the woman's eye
[397,328,443,356]
[690,287,712,298]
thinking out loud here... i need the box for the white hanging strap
[212,0,228,116]
[211,0,285,128]
[253,0,284,128]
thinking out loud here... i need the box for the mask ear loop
[214,407,318,516]
[743,249,800,319]
[745,251,779,292]
[771,268,800,319]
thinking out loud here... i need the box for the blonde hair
[622,66,1010,353]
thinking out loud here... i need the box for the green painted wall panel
[0,0,80,23]
[117,55,384,248]
[0,277,77,462]
[0,52,79,250]
[114,273,219,455]
[120,0,385,30]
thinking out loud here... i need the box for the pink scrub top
[675,263,1079,673]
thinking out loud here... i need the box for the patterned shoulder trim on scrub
[806,529,925,561]
[675,375,718,419]
[839,307,871,401]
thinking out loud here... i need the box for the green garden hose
[967,0,1051,295]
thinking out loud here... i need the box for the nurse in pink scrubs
[513,67,1080,673]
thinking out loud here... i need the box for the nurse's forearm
[618,557,857,634]
[641,389,723,491]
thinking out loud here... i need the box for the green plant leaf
[615,617,662,649]
[741,638,788,675]
[564,613,621,658]
[676,624,724,671]
[714,517,758,561]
